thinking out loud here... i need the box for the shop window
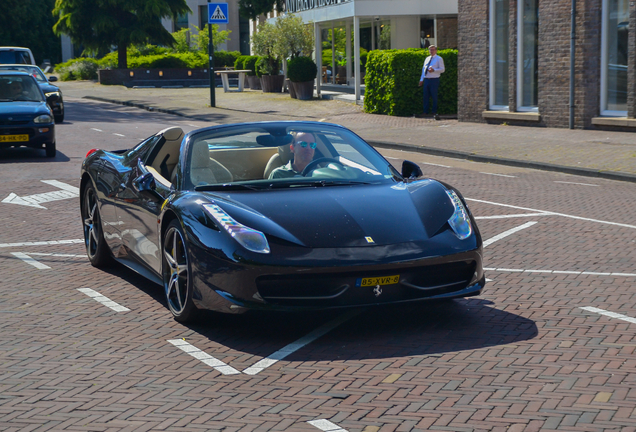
[490,0,509,110]
[517,0,538,111]
[601,0,628,116]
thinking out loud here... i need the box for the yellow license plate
[357,275,400,287]
[0,134,29,142]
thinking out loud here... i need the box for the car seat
[190,140,234,186]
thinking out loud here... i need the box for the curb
[369,140,636,184]
[82,95,636,184]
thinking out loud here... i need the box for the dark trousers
[423,77,440,114]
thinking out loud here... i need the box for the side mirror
[48,76,58,82]
[133,172,162,201]
[401,160,423,180]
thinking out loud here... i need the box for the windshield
[0,75,44,102]
[186,123,401,190]
[0,66,46,83]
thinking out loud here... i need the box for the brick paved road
[0,99,634,431]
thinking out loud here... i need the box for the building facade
[458,0,635,130]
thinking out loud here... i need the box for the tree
[274,14,313,59]
[238,0,282,20]
[172,24,231,53]
[53,0,191,69]
[0,0,62,64]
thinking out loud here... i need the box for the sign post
[207,2,229,108]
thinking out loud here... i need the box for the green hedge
[214,50,241,68]
[363,48,457,116]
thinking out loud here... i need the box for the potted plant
[273,14,315,98]
[287,56,317,100]
[252,22,284,92]
[243,56,261,90]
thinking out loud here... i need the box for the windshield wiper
[195,183,264,191]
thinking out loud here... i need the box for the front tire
[45,141,56,158]
[81,184,112,267]
[163,220,197,322]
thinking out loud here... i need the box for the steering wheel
[301,157,346,176]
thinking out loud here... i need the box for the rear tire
[45,141,56,158]
[81,184,112,267]
[163,220,198,322]
[54,113,64,123]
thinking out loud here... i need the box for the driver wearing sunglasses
[268,132,317,179]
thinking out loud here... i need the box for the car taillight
[86,149,99,158]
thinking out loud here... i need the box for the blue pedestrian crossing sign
[208,3,229,24]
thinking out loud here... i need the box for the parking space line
[483,221,538,248]
[11,252,50,269]
[77,288,130,312]
[480,172,517,178]
[90,128,103,132]
[242,310,361,375]
[167,339,241,375]
[113,133,125,137]
[484,267,636,277]
[467,198,636,230]
[307,419,348,432]
[420,161,451,168]
[476,213,550,220]
[580,307,636,325]
[554,181,598,187]
[0,239,83,249]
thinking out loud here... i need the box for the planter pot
[261,74,284,92]
[287,79,297,98]
[247,75,261,90]
[293,80,314,100]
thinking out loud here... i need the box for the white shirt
[419,55,445,80]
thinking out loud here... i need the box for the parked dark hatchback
[0,65,64,123]
[0,72,56,157]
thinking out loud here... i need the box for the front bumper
[0,124,55,148]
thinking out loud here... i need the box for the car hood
[205,179,455,248]
[39,82,60,94]
[0,101,50,117]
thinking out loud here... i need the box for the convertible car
[80,122,484,322]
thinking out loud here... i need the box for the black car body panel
[80,121,484,318]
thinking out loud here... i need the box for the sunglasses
[295,141,317,149]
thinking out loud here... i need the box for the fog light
[38,128,50,133]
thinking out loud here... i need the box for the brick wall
[437,17,458,50]
[457,0,489,123]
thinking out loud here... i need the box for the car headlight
[45,91,60,98]
[202,203,270,254]
[34,114,52,124]
[445,189,473,240]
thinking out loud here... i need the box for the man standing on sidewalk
[418,46,445,120]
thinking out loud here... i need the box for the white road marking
[113,133,125,137]
[11,252,50,269]
[91,128,103,132]
[484,267,636,277]
[483,222,538,248]
[554,181,598,187]
[167,339,241,375]
[420,161,451,168]
[480,172,517,178]
[242,309,361,375]
[467,198,636,230]
[476,213,550,220]
[10,252,87,269]
[77,288,130,312]
[0,239,83,249]
[2,180,80,209]
[307,419,348,432]
[580,307,636,324]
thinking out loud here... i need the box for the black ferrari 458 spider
[80,121,484,322]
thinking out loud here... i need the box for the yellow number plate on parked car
[356,275,400,287]
[0,134,28,142]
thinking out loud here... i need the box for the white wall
[390,16,420,49]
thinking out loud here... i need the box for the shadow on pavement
[0,147,70,163]
[103,261,537,361]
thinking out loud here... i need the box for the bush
[242,56,260,77]
[287,56,317,82]
[214,51,241,68]
[234,55,248,70]
[363,48,457,116]
[55,58,100,81]
[256,56,280,76]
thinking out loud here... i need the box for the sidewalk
[58,80,636,183]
